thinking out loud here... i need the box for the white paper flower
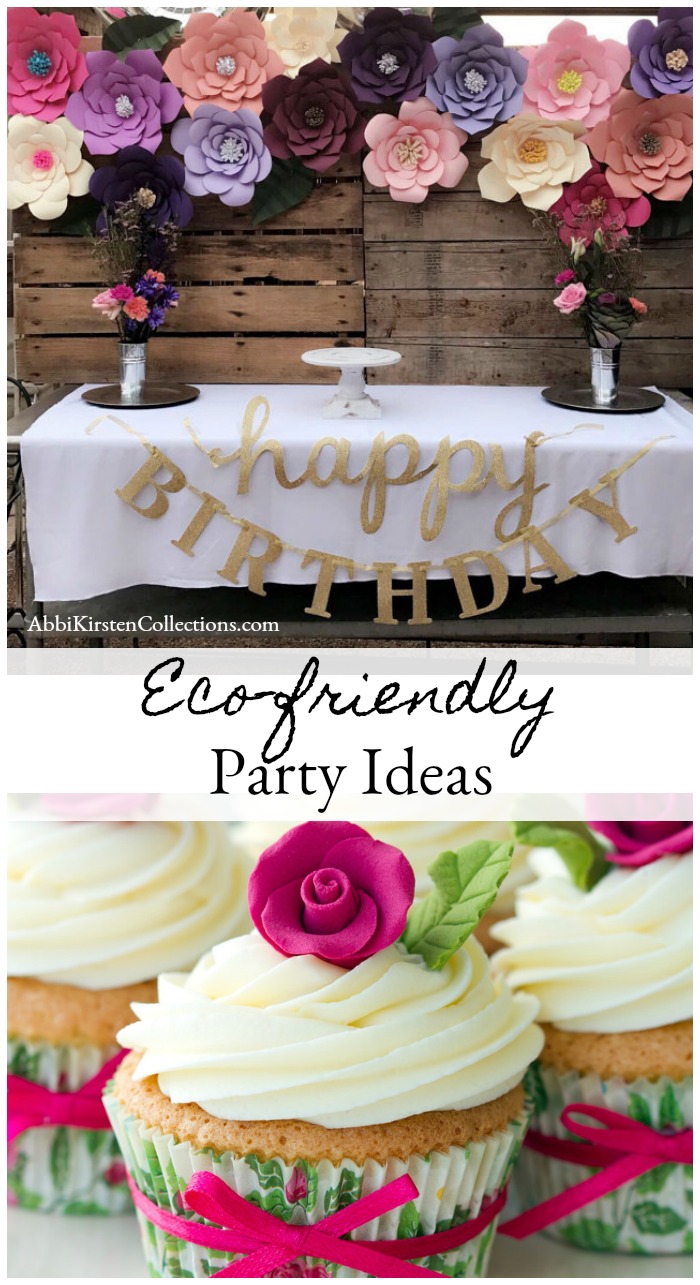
[7,115,93,220]
[478,113,590,210]
[265,7,342,76]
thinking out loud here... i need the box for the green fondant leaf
[401,840,513,969]
[631,1201,686,1235]
[511,821,608,890]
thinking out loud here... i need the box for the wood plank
[15,336,362,385]
[16,234,364,285]
[16,284,365,335]
[364,193,551,242]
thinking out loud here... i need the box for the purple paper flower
[426,23,528,133]
[337,7,437,104]
[65,49,183,155]
[171,104,271,208]
[629,8,692,97]
[90,146,194,228]
[263,60,366,174]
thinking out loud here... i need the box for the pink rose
[554,268,576,286]
[248,821,415,967]
[592,821,692,867]
[554,282,587,313]
[363,97,468,204]
[92,289,123,321]
[285,1167,308,1204]
[103,1161,128,1187]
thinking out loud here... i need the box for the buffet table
[21,385,692,609]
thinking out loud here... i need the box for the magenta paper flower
[163,10,284,117]
[248,821,415,967]
[363,97,468,203]
[550,159,651,246]
[64,50,183,155]
[592,821,693,867]
[7,7,87,123]
[521,19,630,128]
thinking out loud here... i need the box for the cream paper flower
[479,112,590,210]
[265,7,342,76]
[7,114,93,220]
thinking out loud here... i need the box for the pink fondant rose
[248,821,415,967]
[592,821,692,866]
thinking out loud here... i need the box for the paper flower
[7,114,93,220]
[248,820,415,967]
[554,281,587,313]
[263,60,366,174]
[171,105,271,208]
[163,10,284,117]
[425,23,527,132]
[586,90,693,201]
[64,50,183,156]
[90,146,194,229]
[550,159,651,246]
[479,114,590,210]
[521,19,630,128]
[592,821,693,866]
[338,7,437,104]
[7,7,87,123]
[266,7,342,77]
[363,97,468,203]
[629,9,693,98]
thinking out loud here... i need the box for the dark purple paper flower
[426,23,528,133]
[337,7,437,104]
[90,146,194,229]
[629,8,692,97]
[171,104,271,207]
[263,60,366,174]
[65,49,183,155]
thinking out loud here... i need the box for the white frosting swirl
[119,931,542,1127]
[8,820,251,990]
[492,856,692,1033]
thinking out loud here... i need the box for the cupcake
[108,821,543,1278]
[492,821,692,1255]
[8,817,251,1214]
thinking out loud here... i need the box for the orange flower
[123,296,149,322]
[586,90,692,202]
[163,11,284,116]
[629,297,648,315]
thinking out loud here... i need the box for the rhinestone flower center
[304,105,326,128]
[518,137,547,165]
[638,131,662,156]
[557,68,583,94]
[395,135,426,167]
[115,94,135,119]
[666,47,689,71]
[216,55,237,77]
[135,187,157,209]
[219,135,246,164]
[377,51,400,75]
[27,49,52,77]
[32,149,53,170]
[463,68,486,94]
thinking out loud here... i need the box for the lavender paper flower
[90,146,193,228]
[262,60,366,174]
[337,7,437,104]
[65,49,183,154]
[171,105,272,207]
[425,23,528,133]
[629,8,692,97]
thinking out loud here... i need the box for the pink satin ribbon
[7,1051,125,1144]
[128,1170,507,1278]
[499,1103,692,1239]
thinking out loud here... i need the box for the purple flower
[425,22,528,133]
[263,60,366,174]
[171,104,271,208]
[65,49,182,155]
[629,8,692,97]
[337,7,437,104]
[90,146,193,229]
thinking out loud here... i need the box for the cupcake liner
[510,1062,692,1256]
[7,1037,131,1214]
[104,1088,531,1278]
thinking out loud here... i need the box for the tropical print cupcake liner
[104,1087,531,1278]
[511,1062,692,1255]
[7,1038,132,1214]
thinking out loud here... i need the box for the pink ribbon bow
[7,1052,125,1144]
[499,1102,692,1239]
[128,1169,507,1278]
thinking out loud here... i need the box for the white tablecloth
[21,384,692,601]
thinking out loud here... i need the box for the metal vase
[119,342,147,401]
[590,346,621,408]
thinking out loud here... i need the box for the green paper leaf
[251,158,316,227]
[643,191,693,241]
[560,1218,619,1251]
[400,840,513,970]
[511,821,608,890]
[635,1162,675,1195]
[47,194,101,237]
[658,1082,684,1131]
[432,8,483,39]
[628,1093,653,1128]
[631,1201,686,1236]
[102,15,182,58]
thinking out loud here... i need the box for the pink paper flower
[248,821,415,967]
[521,19,630,128]
[550,158,651,247]
[554,268,576,285]
[554,281,587,313]
[163,11,284,117]
[363,97,468,204]
[586,90,693,202]
[7,7,87,123]
[592,821,692,867]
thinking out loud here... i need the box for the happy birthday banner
[87,399,665,626]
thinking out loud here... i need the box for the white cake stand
[302,347,402,418]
